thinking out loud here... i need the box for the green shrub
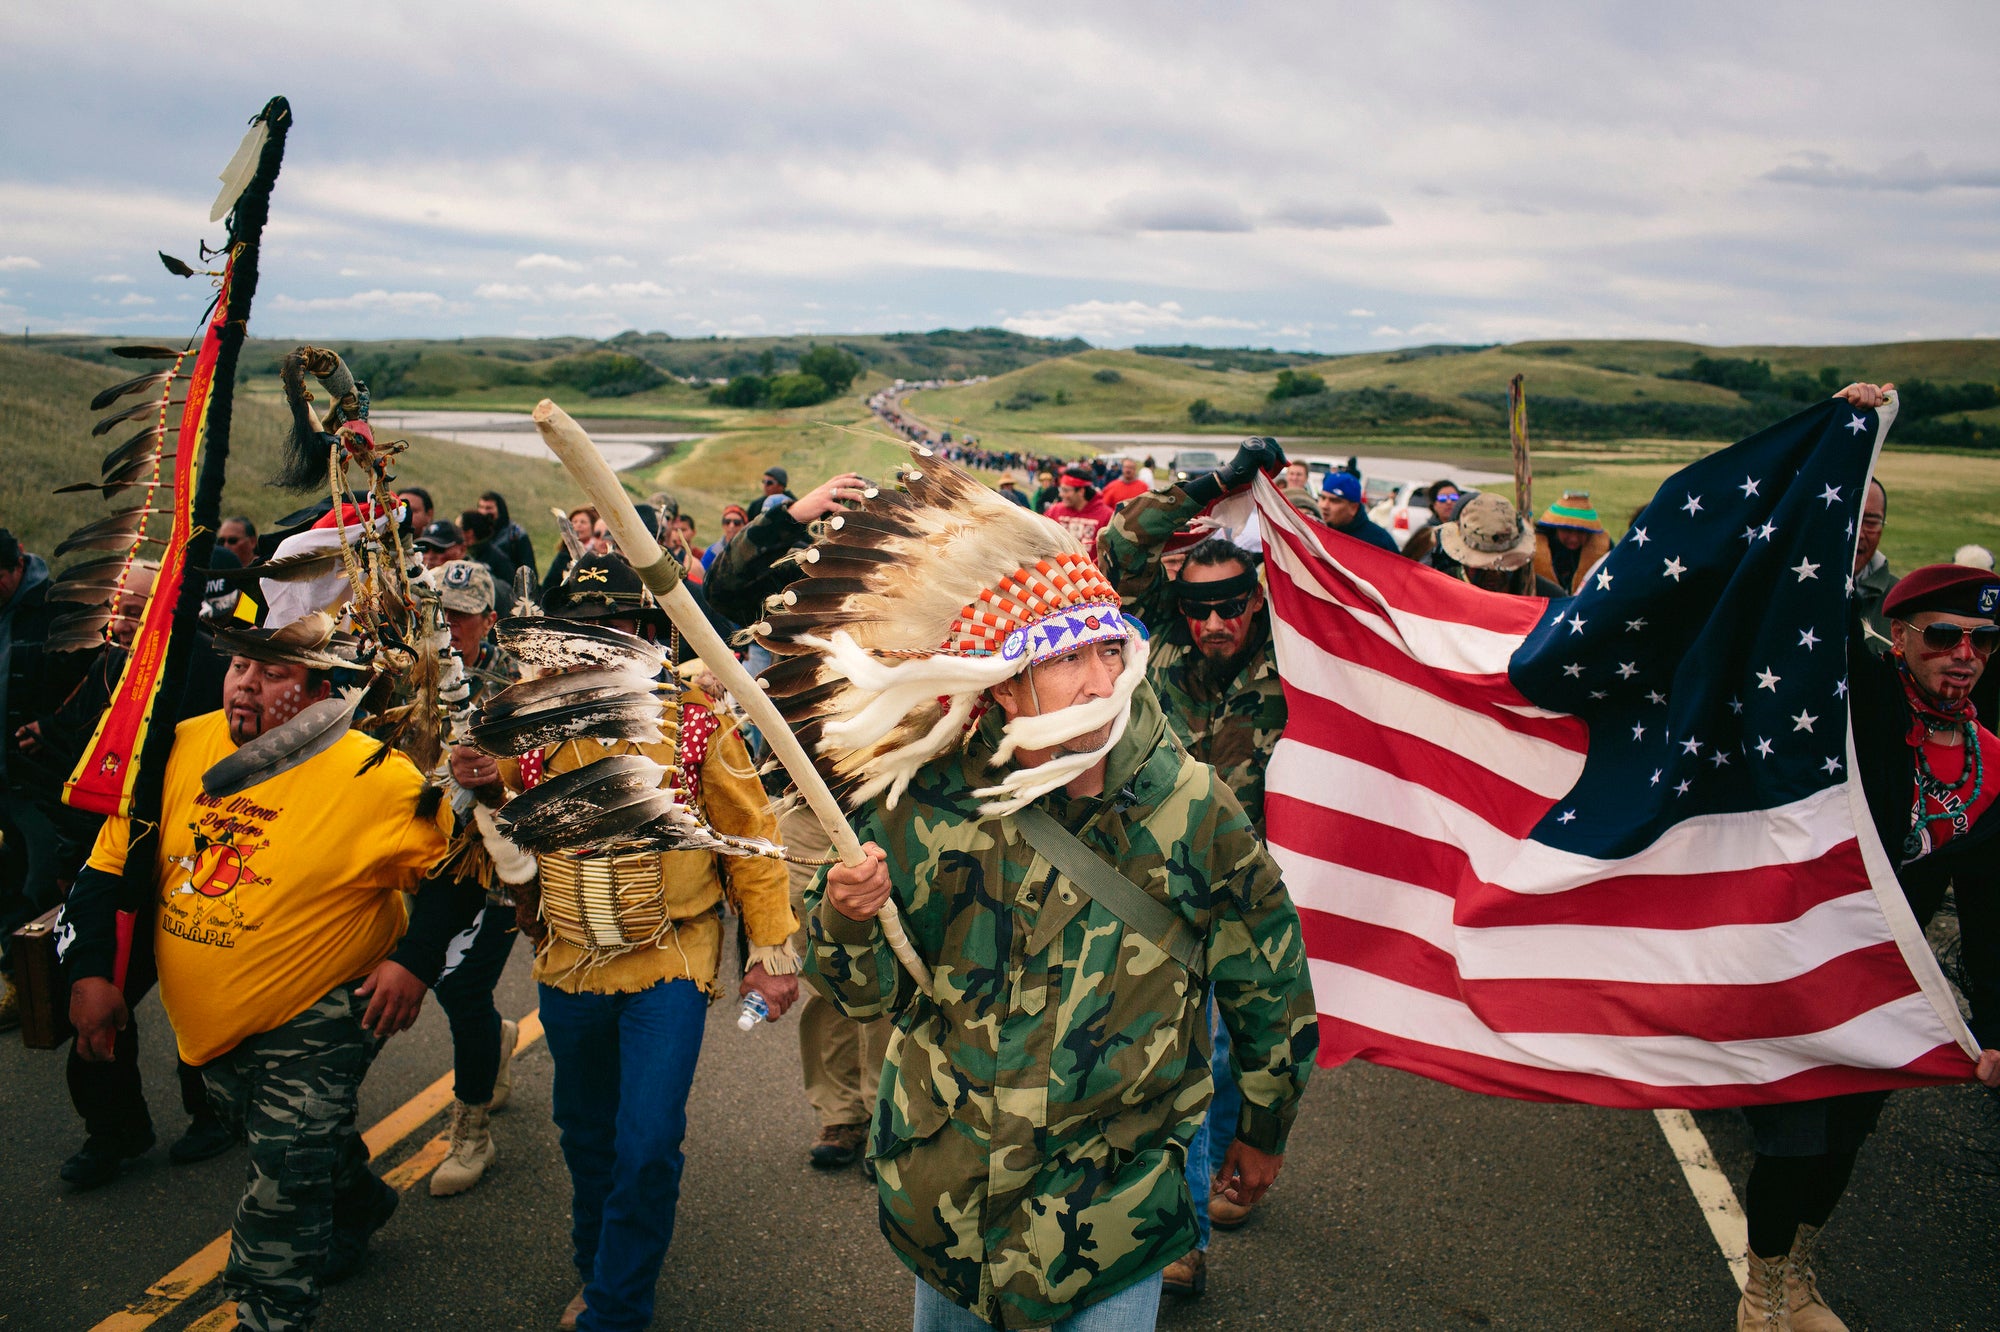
[997,390,1048,411]
[1092,368,1123,383]
[709,374,768,407]
[797,344,861,396]
[1268,368,1327,401]
[542,351,668,398]
[765,372,832,408]
[1188,397,1217,423]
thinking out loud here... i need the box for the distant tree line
[707,344,861,408]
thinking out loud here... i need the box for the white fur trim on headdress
[972,633,1149,817]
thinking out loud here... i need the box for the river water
[370,409,702,472]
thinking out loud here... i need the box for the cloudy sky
[4,2,1997,351]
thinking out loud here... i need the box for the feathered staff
[516,401,934,995]
[60,97,292,990]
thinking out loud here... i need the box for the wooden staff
[530,399,934,996]
[1509,373,1532,519]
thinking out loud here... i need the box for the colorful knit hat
[1536,490,1605,533]
[749,446,1148,814]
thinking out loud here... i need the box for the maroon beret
[1881,563,2000,621]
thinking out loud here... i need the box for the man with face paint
[1728,389,2000,1330]
[1101,437,1290,836]
[59,633,452,1331]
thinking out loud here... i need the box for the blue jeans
[539,979,708,1332]
[913,1274,1163,1332]
[1182,997,1242,1250]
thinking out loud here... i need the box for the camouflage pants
[200,981,381,1332]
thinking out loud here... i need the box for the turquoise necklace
[1906,719,1983,860]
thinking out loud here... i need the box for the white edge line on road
[1652,1108,1748,1290]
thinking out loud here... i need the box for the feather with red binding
[52,508,164,557]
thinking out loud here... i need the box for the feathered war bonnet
[749,446,1148,817]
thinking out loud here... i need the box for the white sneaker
[490,1018,520,1113]
[429,1100,495,1197]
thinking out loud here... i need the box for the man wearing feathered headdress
[758,448,1316,1330]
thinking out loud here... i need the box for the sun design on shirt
[175,824,272,900]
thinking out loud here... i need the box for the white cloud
[1001,299,1259,344]
[267,289,447,313]
[92,272,133,284]
[0,256,41,271]
[1765,150,2000,192]
[1107,192,1253,234]
[118,292,154,305]
[1264,201,1393,231]
[1346,308,1375,318]
[474,282,536,300]
[516,252,583,271]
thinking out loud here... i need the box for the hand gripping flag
[1254,394,1980,1108]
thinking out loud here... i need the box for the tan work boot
[1207,1190,1255,1229]
[1736,1250,1792,1331]
[490,1018,521,1113]
[1784,1225,1846,1331]
[557,1287,587,1330]
[1161,1247,1207,1297]
[430,1100,496,1197]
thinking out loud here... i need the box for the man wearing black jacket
[1734,541,2000,1330]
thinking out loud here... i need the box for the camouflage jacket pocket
[871,1023,957,1161]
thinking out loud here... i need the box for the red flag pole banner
[61,98,292,988]
[65,272,232,816]
[1253,395,1978,1109]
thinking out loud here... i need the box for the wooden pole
[529,399,933,996]
[1509,373,1532,520]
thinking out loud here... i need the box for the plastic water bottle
[737,991,770,1031]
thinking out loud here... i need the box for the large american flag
[1256,397,1979,1107]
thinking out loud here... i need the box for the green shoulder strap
[1012,805,1205,976]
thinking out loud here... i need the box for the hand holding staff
[529,399,934,996]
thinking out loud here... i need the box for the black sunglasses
[1916,622,2000,654]
[1182,592,1256,620]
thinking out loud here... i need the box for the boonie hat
[1438,493,1536,570]
[438,559,496,615]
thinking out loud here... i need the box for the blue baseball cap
[1322,471,1362,502]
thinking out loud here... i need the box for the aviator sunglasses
[1910,622,2000,655]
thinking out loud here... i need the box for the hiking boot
[1785,1225,1846,1332]
[1207,1191,1255,1229]
[490,1018,521,1113]
[809,1121,865,1170]
[1161,1247,1207,1297]
[60,1127,155,1189]
[558,1287,588,1330]
[323,1173,398,1285]
[430,1100,496,1197]
[169,1112,238,1165]
[1736,1249,1791,1331]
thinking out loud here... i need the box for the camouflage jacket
[1099,485,1287,834]
[804,685,1316,1329]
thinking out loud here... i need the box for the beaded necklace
[1898,660,1984,859]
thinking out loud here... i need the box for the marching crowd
[2,382,1998,1332]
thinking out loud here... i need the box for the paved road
[3,942,1995,1330]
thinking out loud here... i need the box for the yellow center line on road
[1652,1107,1749,1290]
[88,1010,542,1332]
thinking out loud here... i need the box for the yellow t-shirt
[87,710,452,1064]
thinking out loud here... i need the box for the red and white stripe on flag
[1251,478,1973,1108]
